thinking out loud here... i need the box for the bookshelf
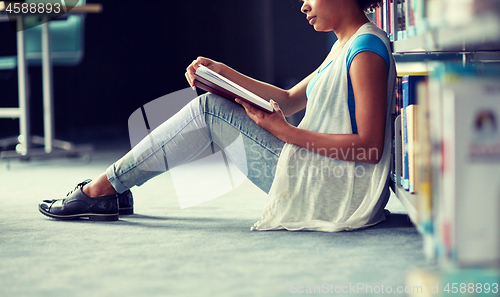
[379,1,500,280]
[385,1,500,229]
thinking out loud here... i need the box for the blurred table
[0,2,102,161]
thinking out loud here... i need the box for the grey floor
[0,140,427,297]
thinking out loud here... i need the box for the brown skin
[186,0,387,164]
[85,0,388,198]
[83,173,116,197]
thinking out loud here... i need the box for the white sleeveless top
[252,22,396,232]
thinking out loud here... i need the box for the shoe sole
[119,207,134,215]
[38,205,119,221]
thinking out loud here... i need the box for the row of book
[393,63,500,268]
[373,0,500,41]
[393,73,426,194]
[374,0,426,41]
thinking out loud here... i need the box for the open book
[193,65,274,113]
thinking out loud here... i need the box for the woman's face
[300,0,340,32]
[301,0,353,31]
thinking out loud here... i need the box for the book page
[196,66,272,108]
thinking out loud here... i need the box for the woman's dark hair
[357,0,382,13]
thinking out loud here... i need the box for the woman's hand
[236,98,293,142]
[185,57,224,89]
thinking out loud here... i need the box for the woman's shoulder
[357,22,391,44]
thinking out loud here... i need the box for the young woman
[39,0,396,232]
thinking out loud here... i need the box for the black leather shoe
[39,180,119,221]
[48,179,134,215]
[118,189,134,215]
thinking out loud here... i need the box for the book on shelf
[402,75,427,192]
[382,0,388,34]
[375,0,396,40]
[396,76,404,116]
[375,5,383,29]
[376,0,431,41]
[413,0,427,35]
[400,79,406,187]
[391,76,404,183]
[396,0,407,40]
[428,63,473,263]
[375,0,417,41]
[414,78,435,262]
[426,63,500,267]
[396,76,406,185]
[415,79,432,230]
[404,0,416,37]
[383,0,394,40]
[389,0,395,40]
[193,65,274,114]
[441,77,500,267]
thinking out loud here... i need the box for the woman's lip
[308,16,316,25]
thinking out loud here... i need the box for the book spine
[383,0,388,33]
[408,76,426,193]
[407,102,416,193]
[428,66,446,262]
[375,6,382,29]
[394,77,403,182]
[390,0,397,41]
[397,0,407,41]
[391,126,396,182]
[405,0,416,37]
[402,75,410,190]
[441,84,457,265]
[414,0,426,35]
[415,79,435,261]
[415,80,432,229]
[385,0,392,41]
[400,95,406,186]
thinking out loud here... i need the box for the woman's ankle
[82,174,117,198]
[82,185,116,198]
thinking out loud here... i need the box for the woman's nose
[301,2,310,14]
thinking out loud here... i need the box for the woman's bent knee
[198,93,244,117]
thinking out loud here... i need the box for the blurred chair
[0,0,93,160]
[0,0,85,68]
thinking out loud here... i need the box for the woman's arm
[237,51,388,164]
[185,57,313,117]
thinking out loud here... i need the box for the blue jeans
[106,93,285,194]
